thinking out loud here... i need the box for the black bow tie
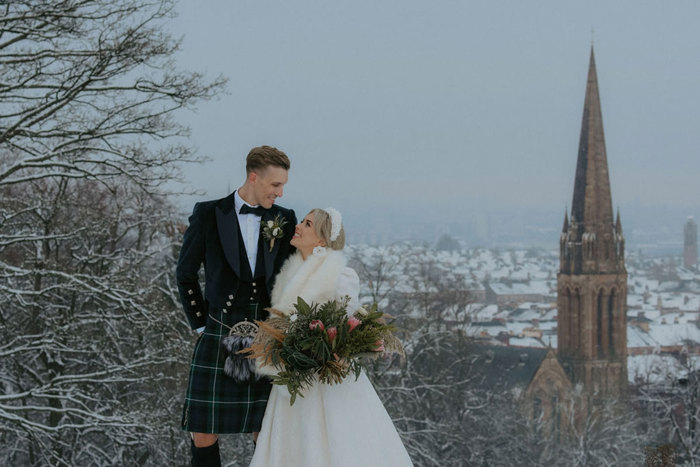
[239,204,267,216]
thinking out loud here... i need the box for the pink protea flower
[374,339,385,352]
[309,320,325,331]
[326,326,337,343]
[347,316,362,332]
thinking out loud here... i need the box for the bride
[249,208,413,467]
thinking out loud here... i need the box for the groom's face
[250,166,288,209]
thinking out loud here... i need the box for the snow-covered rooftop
[348,244,700,359]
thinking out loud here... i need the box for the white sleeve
[335,267,361,315]
[254,357,280,377]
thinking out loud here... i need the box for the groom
[176,146,297,466]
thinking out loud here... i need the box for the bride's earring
[312,245,327,256]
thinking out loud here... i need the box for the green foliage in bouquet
[248,297,403,405]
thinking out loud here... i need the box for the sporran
[221,319,260,383]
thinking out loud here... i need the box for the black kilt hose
[175,193,297,434]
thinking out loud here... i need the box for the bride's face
[291,213,324,256]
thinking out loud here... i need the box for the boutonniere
[262,214,288,252]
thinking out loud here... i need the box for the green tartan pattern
[182,303,271,433]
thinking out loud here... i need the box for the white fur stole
[270,250,347,315]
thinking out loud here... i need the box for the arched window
[533,396,542,421]
[572,290,580,350]
[566,288,573,350]
[596,290,604,357]
[608,289,616,356]
[551,394,561,437]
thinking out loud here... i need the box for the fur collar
[270,250,347,315]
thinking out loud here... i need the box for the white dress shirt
[234,190,262,274]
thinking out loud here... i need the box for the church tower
[684,217,697,269]
[557,48,627,397]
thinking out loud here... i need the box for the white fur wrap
[270,250,347,315]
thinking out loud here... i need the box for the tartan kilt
[182,303,271,433]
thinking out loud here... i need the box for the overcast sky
[167,0,700,234]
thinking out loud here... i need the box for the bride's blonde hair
[309,208,345,251]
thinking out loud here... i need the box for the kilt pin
[176,191,296,433]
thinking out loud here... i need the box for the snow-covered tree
[0,0,223,191]
[0,1,223,464]
[370,328,650,466]
[635,355,700,466]
[348,243,411,306]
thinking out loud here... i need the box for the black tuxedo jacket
[176,192,297,329]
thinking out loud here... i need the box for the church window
[607,290,615,357]
[551,395,561,437]
[596,290,604,357]
[533,397,542,422]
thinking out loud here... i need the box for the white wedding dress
[249,251,412,467]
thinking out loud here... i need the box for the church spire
[570,46,614,228]
[558,48,628,398]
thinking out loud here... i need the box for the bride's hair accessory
[324,207,342,241]
[312,245,327,257]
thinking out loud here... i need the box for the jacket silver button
[252,282,257,286]
[226,301,231,306]
[228,294,234,299]
[188,289,194,295]
[196,312,202,317]
[190,300,196,306]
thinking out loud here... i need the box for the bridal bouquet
[245,297,404,405]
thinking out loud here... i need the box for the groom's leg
[192,432,218,447]
[191,433,220,467]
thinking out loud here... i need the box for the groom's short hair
[246,146,290,174]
